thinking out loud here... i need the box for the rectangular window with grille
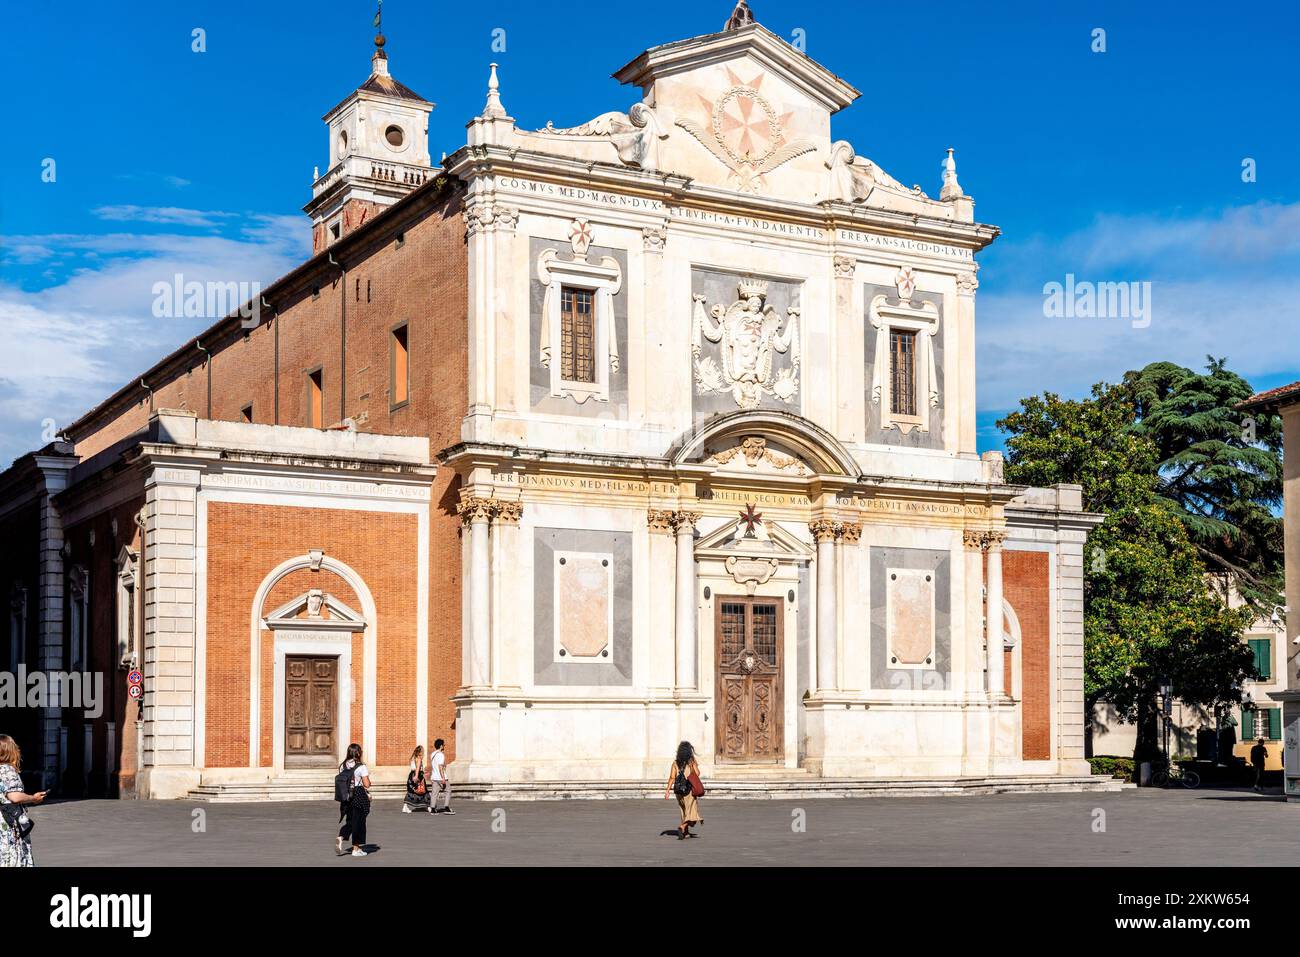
[890,329,917,417]
[560,286,596,384]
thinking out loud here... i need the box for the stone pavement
[28,786,1299,867]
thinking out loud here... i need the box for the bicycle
[1150,763,1201,789]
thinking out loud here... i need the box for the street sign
[128,684,143,701]
[127,669,143,686]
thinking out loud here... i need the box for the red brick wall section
[1005,550,1052,761]
[71,187,469,761]
[205,502,420,768]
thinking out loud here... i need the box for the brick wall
[1005,550,1051,761]
[205,501,420,768]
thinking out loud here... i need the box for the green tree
[1121,358,1284,611]
[998,384,1256,769]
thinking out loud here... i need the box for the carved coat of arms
[693,278,800,409]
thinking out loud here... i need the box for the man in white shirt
[430,738,454,814]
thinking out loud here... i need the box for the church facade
[0,8,1103,798]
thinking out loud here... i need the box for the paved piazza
[30,787,1300,867]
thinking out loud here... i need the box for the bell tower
[305,31,435,253]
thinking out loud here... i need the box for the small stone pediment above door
[696,517,813,595]
[263,590,366,633]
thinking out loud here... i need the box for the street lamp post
[1158,677,1174,769]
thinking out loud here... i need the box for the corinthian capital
[457,495,497,525]
[670,510,702,533]
[495,501,523,525]
[809,519,839,544]
[647,509,676,533]
[955,271,979,296]
[839,522,862,544]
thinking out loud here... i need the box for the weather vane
[374,0,382,34]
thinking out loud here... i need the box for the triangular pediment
[613,23,859,114]
[696,516,813,559]
[264,590,365,632]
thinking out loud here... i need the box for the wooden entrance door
[285,655,337,767]
[716,597,783,763]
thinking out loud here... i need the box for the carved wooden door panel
[716,598,783,763]
[285,655,337,767]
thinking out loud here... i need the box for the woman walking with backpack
[335,743,372,857]
[664,740,703,840]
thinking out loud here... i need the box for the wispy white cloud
[91,205,237,228]
[978,201,1300,412]
[0,211,310,467]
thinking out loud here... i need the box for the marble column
[492,501,523,689]
[955,270,980,454]
[985,531,1007,697]
[811,520,840,692]
[672,511,701,690]
[458,495,497,689]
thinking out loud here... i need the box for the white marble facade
[442,13,1097,783]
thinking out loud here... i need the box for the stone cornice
[447,145,999,254]
[439,440,1032,506]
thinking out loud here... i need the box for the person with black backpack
[335,743,372,857]
[663,740,703,841]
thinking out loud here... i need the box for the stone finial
[725,0,756,30]
[940,147,964,201]
[483,62,507,118]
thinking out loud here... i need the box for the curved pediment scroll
[536,102,674,171]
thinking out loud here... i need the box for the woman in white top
[336,743,372,857]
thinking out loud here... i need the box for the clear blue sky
[1,0,1297,465]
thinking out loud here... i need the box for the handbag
[0,802,33,839]
[688,770,704,798]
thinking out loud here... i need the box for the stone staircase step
[187,773,1122,803]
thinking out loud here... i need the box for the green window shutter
[1249,639,1272,680]
[1242,709,1255,739]
[1268,708,1281,740]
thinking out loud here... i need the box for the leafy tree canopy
[1121,357,1284,611]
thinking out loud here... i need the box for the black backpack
[672,765,692,797]
[334,763,354,803]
